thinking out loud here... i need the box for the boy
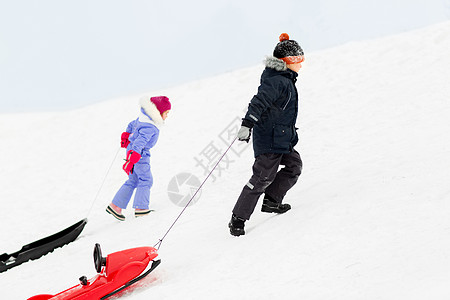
[229,33,304,236]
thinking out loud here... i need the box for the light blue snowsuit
[112,108,160,210]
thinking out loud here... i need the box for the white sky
[0,0,449,112]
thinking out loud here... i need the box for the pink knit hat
[150,96,171,114]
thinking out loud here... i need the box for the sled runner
[0,219,87,273]
[28,243,160,300]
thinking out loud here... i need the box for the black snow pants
[232,150,302,220]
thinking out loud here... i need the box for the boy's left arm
[238,78,283,142]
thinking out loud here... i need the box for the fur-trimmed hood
[264,56,287,71]
[139,96,164,126]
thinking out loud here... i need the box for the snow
[1,21,450,299]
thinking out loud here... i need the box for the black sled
[0,218,87,273]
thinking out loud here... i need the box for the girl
[106,96,171,221]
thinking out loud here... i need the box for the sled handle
[94,243,106,273]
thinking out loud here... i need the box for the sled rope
[86,147,122,219]
[154,137,238,250]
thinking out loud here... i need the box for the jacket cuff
[241,118,254,128]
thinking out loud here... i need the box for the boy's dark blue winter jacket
[244,56,299,157]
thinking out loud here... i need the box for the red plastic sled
[28,244,160,300]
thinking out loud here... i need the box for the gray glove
[237,125,252,142]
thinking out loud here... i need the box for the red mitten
[123,150,141,175]
[121,132,131,148]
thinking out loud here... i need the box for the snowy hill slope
[1,21,450,299]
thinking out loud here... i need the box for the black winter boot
[228,214,245,236]
[261,197,291,214]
